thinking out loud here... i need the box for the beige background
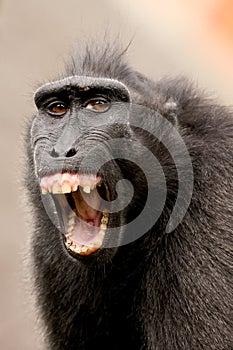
[0,0,232,349]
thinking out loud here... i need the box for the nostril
[50,147,77,158]
[50,148,59,158]
[66,148,77,158]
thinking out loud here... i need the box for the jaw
[40,172,110,256]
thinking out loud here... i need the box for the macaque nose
[50,124,79,158]
[50,147,77,158]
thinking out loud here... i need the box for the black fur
[26,42,233,349]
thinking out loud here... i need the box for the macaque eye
[47,102,68,116]
[85,99,110,112]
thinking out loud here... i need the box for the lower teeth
[65,211,109,254]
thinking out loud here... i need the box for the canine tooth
[62,183,71,194]
[72,184,78,192]
[100,224,107,230]
[41,188,48,195]
[101,216,108,225]
[83,186,91,194]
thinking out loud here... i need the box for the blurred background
[0,0,232,348]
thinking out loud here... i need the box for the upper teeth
[83,186,91,194]
[40,173,102,195]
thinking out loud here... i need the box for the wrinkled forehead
[34,76,131,104]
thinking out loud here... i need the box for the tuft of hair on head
[65,37,137,83]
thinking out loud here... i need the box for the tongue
[72,217,101,245]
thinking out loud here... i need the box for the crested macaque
[25,43,233,350]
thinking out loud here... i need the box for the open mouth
[40,173,110,256]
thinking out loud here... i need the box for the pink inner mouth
[72,217,101,245]
[69,188,104,245]
[40,172,109,256]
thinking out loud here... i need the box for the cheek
[31,115,65,146]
